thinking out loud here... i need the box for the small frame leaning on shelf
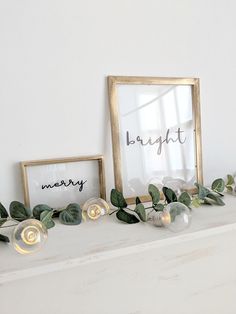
[108,76,203,204]
[21,155,106,208]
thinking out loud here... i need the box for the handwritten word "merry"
[126,128,186,155]
[42,179,87,191]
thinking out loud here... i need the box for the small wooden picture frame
[21,155,106,208]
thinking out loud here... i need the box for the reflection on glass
[118,85,195,198]
[149,202,192,232]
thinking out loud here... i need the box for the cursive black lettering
[42,183,54,189]
[126,131,135,145]
[125,128,186,155]
[176,127,186,144]
[42,179,87,191]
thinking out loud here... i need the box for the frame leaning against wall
[108,76,203,204]
[21,155,106,208]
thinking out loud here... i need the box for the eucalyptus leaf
[148,184,160,205]
[116,209,139,224]
[33,204,52,220]
[110,189,127,209]
[0,203,9,218]
[162,187,177,204]
[211,178,225,193]
[59,203,82,225]
[0,234,10,243]
[135,197,142,205]
[214,191,224,197]
[195,183,210,200]
[52,207,65,218]
[154,203,165,211]
[226,185,234,192]
[178,192,191,207]
[134,203,147,222]
[207,193,225,206]
[40,210,55,229]
[10,201,31,221]
[203,198,213,205]
[0,203,8,227]
[226,174,234,186]
[191,197,202,208]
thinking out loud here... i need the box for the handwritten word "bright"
[126,128,186,155]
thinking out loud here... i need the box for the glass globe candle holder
[82,198,110,220]
[12,219,48,254]
[149,202,192,232]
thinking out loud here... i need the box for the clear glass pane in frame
[26,161,100,208]
[117,84,196,198]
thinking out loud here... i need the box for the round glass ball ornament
[12,219,48,254]
[149,202,191,232]
[82,198,110,220]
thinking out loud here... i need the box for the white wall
[1,0,236,206]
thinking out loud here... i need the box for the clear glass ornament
[82,198,110,220]
[12,219,48,254]
[149,202,191,232]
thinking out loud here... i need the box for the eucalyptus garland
[0,174,235,245]
[0,202,82,243]
[110,175,235,224]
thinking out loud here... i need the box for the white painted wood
[1,195,236,313]
[1,225,236,314]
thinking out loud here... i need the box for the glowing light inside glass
[83,198,110,220]
[12,219,48,254]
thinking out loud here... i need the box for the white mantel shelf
[1,195,236,314]
[1,194,236,285]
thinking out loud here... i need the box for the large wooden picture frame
[21,155,106,208]
[108,76,203,203]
